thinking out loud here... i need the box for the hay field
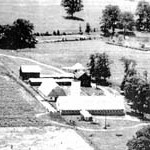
[0,65,46,127]
[16,40,150,86]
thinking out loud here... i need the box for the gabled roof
[72,63,85,70]
[20,65,41,73]
[74,71,86,79]
[38,79,66,97]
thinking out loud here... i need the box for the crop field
[15,39,150,86]
[0,65,46,127]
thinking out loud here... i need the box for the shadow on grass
[126,111,150,121]
[63,16,84,21]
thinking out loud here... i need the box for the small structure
[19,65,41,80]
[80,110,93,121]
[62,63,86,73]
[38,79,66,101]
[56,96,125,115]
[74,71,91,87]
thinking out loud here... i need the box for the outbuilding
[19,65,41,80]
[74,71,91,87]
[38,79,66,101]
[56,96,125,115]
[80,110,93,121]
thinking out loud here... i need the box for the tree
[61,0,83,18]
[136,1,150,31]
[127,126,150,150]
[87,53,111,86]
[119,11,135,39]
[85,22,91,34]
[0,19,36,49]
[124,74,150,115]
[100,5,121,37]
[120,57,137,90]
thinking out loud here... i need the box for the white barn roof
[20,65,41,73]
[38,79,66,97]
[56,96,125,111]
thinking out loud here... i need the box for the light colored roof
[62,63,85,71]
[20,65,41,73]
[38,79,66,97]
[74,70,85,79]
[29,78,73,83]
[80,110,92,118]
[72,63,85,70]
[40,73,74,78]
[56,96,125,111]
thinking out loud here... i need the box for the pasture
[14,39,150,86]
[0,0,140,33]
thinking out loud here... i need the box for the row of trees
[121,57,150,116]
[101,1,150,37]
[0,19,36,49]
[87,52,150,116]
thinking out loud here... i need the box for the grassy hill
[0,0,141,33]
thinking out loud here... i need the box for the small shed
[80,110,93,121]
[19,65,41,80]
[74,71,91,87]
[38,79,66,101]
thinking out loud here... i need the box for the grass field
[0,65,47,127]
[0,0,140,33]
[12,39,150,86]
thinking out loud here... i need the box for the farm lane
[0,53,66,74]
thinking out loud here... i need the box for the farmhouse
[74,71,91,87]
[56,96,125,115]
[38,79,66,101]
[19,65,41,80]
[62,63,86,73]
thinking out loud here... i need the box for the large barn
[56,96,125,116]
[38,79,66,101]
[19,65,41,80]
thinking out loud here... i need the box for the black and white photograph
[0,0,150,150]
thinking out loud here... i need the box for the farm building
[29,78,73,86]
[56,96,125,115]
[19,65,41,80]
[62,63,86,73]
[74,71,91,87]
[40,73,74,79]
[38,79,66,101]
[80,110,93,121]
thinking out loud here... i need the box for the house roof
[20,65,41,73]
[74,71,86,79]
[56,96,125,111]
[38,79,66,97]
[72,63,85,70]
[62,63,85,71]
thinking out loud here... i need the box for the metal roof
[20,65,41,73]
[38,79,66,97]
[56,96,125,111]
